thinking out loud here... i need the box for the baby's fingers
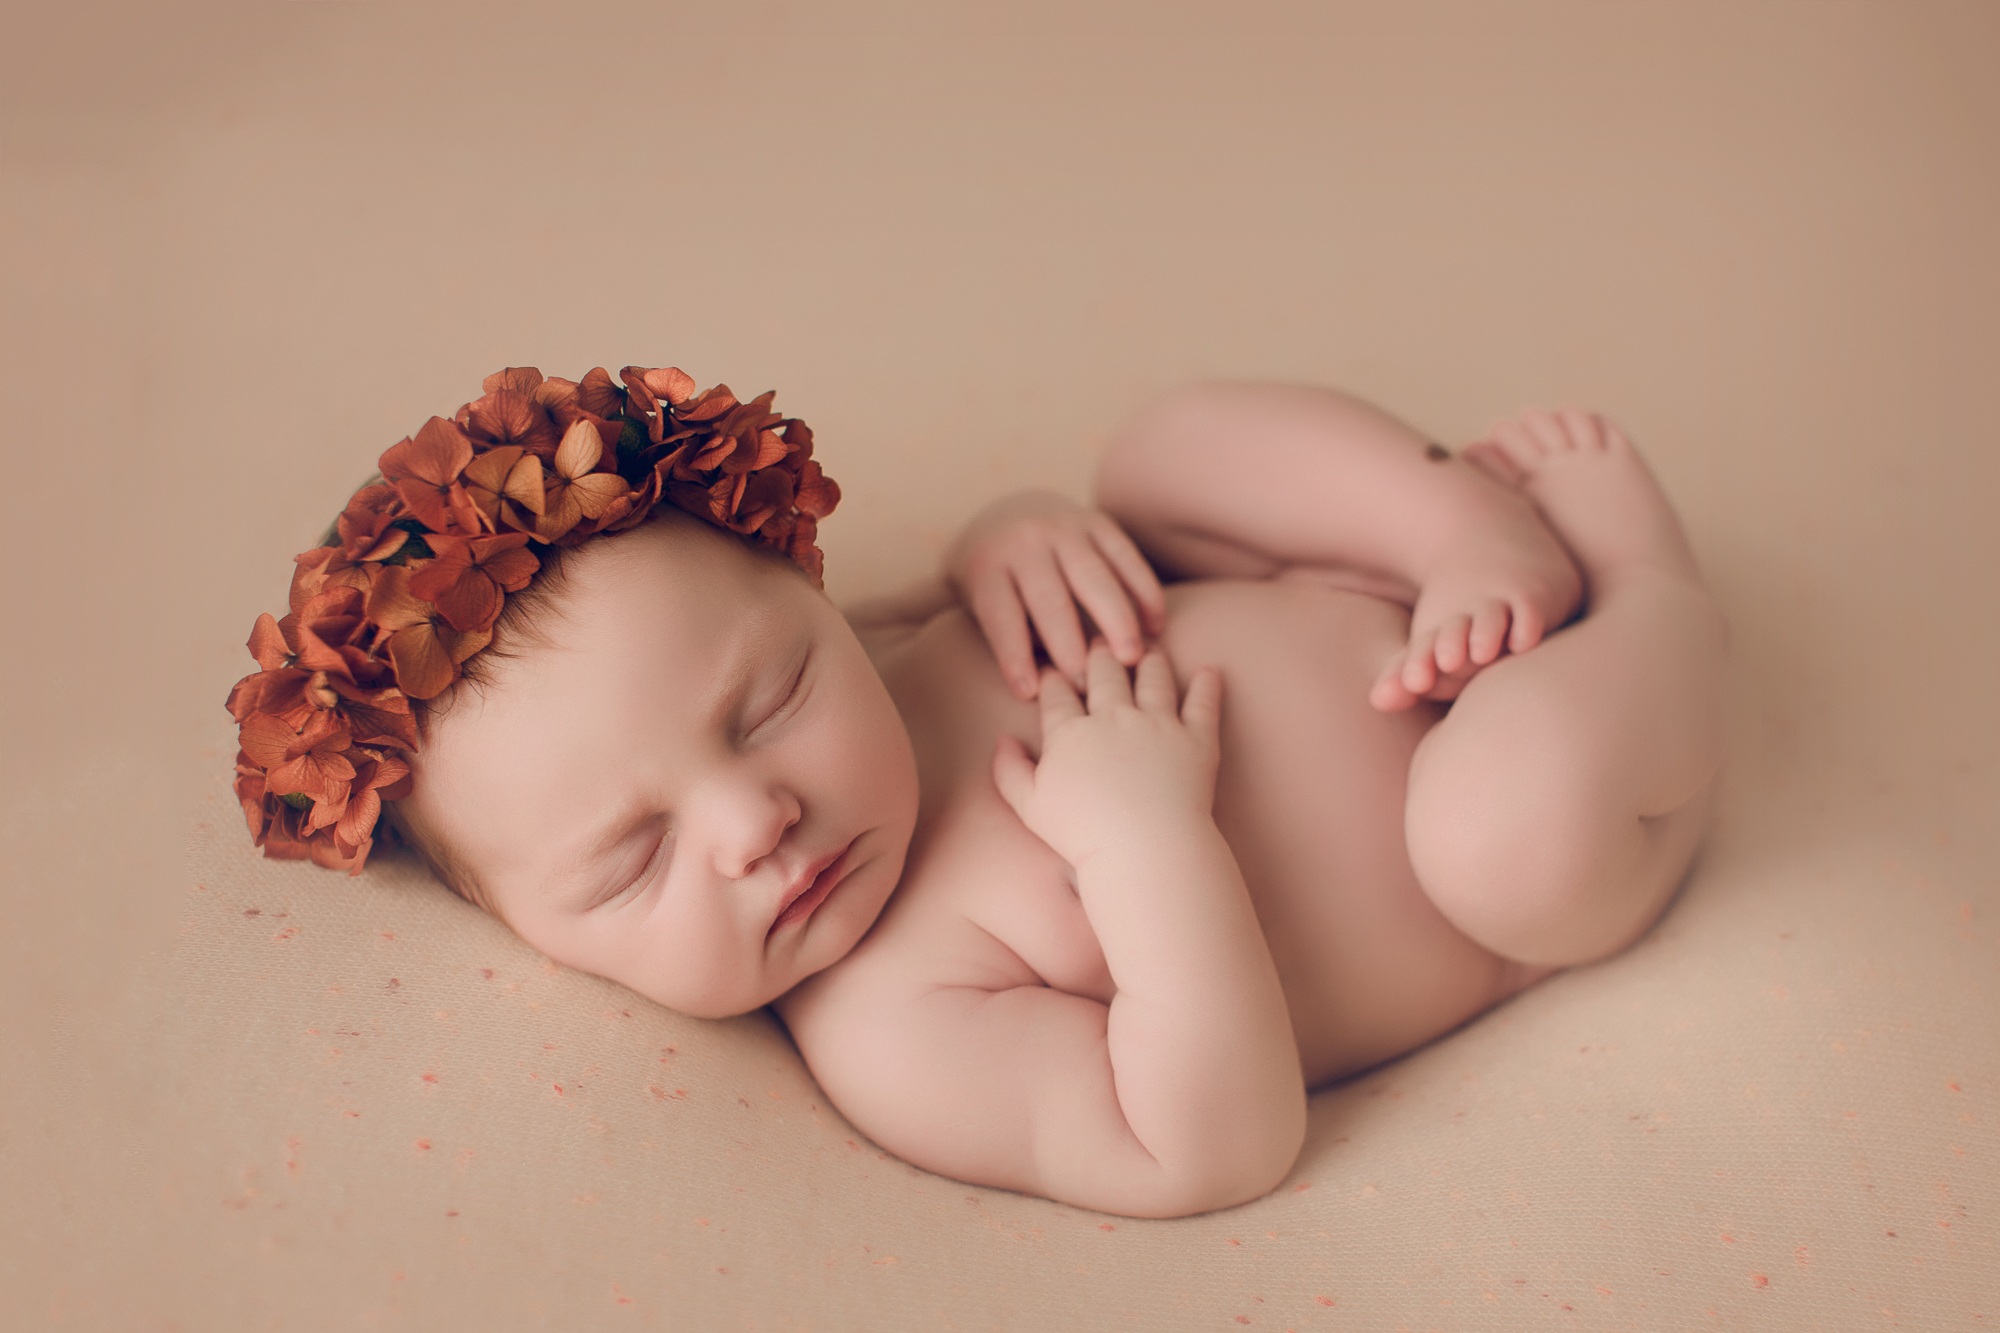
[990,732,1038,817]
[965,570,1040,699]
[1087,518,1168,638]
[1013,550,1091,689]
[1179,664,1222,749]
[1055,539,1149,664]
[1083,638,1133,711]
[1132,647,1178,714]
[1036,664,1085,729]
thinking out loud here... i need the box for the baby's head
[390,507,920,1019]
[229,365,917,1019]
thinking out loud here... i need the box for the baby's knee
[1405,754,1673,966]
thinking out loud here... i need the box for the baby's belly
[860,578,1518,1089]
[1157,577,1515,1084]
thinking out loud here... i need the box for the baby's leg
[1095,382,1585,705]
[1404,411,1726,968]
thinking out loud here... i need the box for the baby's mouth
[768,840,853,937]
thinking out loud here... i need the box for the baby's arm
[798,644,1305,1218]
[1093,382,1584,709]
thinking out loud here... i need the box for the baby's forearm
[1095,382,1530,593]
[1074,823,1305,1209]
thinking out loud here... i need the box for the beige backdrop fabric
[4,3,1996,1329]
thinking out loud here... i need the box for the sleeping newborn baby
[234,372,1724,1219]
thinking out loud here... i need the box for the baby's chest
[864,612,1117,999]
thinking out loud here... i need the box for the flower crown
[225,365,841,875]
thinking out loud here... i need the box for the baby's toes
[1506,598,1548,654]
[1484,417,1547,476]
[1432,615,1472,675]
[1556,408,1608,451]
[1468,600,1510,665]
[1370,652,1420,712]
[1461,440,1525,488]
[1421,660,1482,703]
[1400,628,1441,695]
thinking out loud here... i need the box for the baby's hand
[991,641,1222,870]
[945,490,1168,701]
[1368,463,1583,713]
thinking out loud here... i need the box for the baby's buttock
[1156,577,1518,1085]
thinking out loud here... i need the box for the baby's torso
[779,575,1530,1087]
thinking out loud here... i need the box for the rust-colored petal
[412,558,500,633]
[794,458,840,517]
[247,613,289,671]
[365,563,432,633]
[644,366,696,406]
[482,367,544,395]
[676,383,739,423]
[463,389,561,454]
[329,681,420,749]
[387,622,457,700]
[575,367,625,419]
[240,713,301,769]
[226,667,311,726]
[381,416,474,488]
[552,418,605,480]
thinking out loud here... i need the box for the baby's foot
[1463,409,1703,601]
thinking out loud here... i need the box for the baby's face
[404,517,920,1018]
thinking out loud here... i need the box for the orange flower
[380,417,480,533]
[459,386,562,457]
[307,748,411,849]
[618,365,699,443]
[462,445,545,533]
[533,421,630,542]
[240,709,356,806]
[406,532,538,632]
[366,563,497,699]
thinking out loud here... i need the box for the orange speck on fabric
[422,1072,438,1084]
[1947,1081,1962,1092]
[1099,1223,1115,1231]
[1233,1317,1250,1325]
[1293,1182,1312,1192]
[414,1139,431,1151]
[845,1140,858,1149]
[553,1085,565,1096]
[1597,1286,1613,1296]
[480,968,494,979]
[274,928,297,942]
[381,932,396,941]
[343,1110,359,1118]
[1752,1274,1769,1288]
[1315,1296,1335,1307]
[1796,1246,1811,1266]
[1227,1238,1242,1247]
[1721,1232,1735,1243]
[244,908,261,916]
